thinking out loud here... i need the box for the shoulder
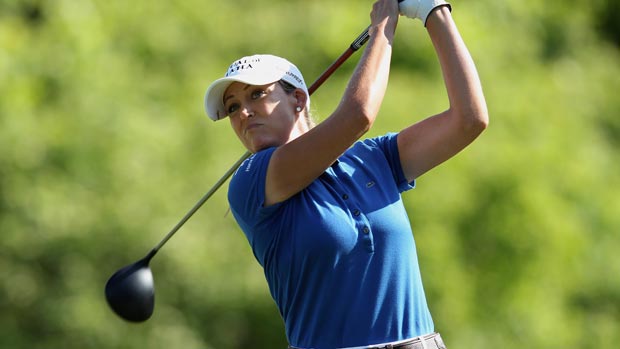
[231,148,277,183]
[228,147,277,212]
[237,148,276,175]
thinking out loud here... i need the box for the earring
[296,106,302,112]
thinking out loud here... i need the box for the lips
[244,123,263,133]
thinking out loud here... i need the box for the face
[223,82,307,153]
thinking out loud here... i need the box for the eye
[226,103,239,115]
[251,89,266,99]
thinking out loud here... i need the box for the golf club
[104,25,375,323]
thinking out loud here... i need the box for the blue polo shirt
[228,133,433,349]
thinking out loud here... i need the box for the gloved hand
[398,0,451,26]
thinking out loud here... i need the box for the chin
[249,139,280,153]
[247,140,268,154]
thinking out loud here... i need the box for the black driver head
[105,256,155,322]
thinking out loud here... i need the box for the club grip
[351,0,405,51]
[350,28,370,51]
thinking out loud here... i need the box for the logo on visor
[226,57,261,77]
[285,71,303,85]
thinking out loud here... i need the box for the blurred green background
[1,0,619,348]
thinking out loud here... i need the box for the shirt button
[363,226,370,234]
[353,209,361,216]
[342,194,349,200]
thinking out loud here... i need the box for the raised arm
[264,0,399,206]
[397,5,489,182]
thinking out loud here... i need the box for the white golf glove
[399,0,451,26]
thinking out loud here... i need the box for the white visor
[204,54,310,121]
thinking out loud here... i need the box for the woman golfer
[204,0,487,348]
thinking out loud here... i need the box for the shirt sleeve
[364,132,416,193]
[227,147,283,255]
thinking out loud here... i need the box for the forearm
[308,26,394,165]
[331,0,398,133]
[335,23,394,129]
[263,2,400,206]
[396,5,488,181]
[426,7,488,129]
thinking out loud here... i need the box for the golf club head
[105,256,155,322]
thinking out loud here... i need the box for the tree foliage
[1,1,619,348]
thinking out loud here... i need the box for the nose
[239,106,254,120]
